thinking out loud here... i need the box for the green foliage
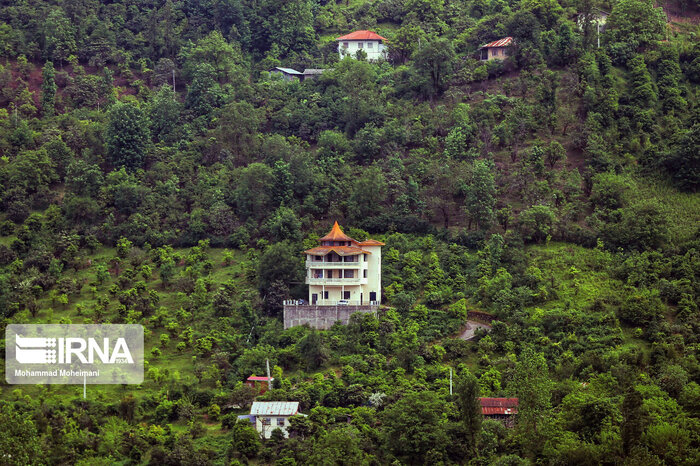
[105,101,150,170]
[0,1,698,464]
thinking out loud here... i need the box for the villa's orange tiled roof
[319,221,357,243]
[358,239,385,246]
[304,246,370,256]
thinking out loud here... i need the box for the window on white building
[358,42,363,49]
[344,270,354,278]
[364,269,367,278]
[343,42,349,48]
[367,42,373,48]
[262,418,271,425]
[277,418,285,426]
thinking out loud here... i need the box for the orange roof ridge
[358,239,385,246]
[303,246,371,256]
[319,221,356,242]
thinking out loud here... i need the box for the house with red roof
[479,397,518,427]
[336,30,388,61]
[479,37,514,61]
[246,375,274,394]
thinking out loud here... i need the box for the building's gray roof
[250,401,300,416]
[272,67,303,75]
[303,69,326,75]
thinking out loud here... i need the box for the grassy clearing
[0,246,246,403]
[525,242,622,313]
[637,178,700,244]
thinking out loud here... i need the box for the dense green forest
[0,0,699,463]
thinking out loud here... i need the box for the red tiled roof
[247,376,273,382]
[479,397,518,415]
[336,30,387,41]
[358,239,385,246]
[320,221,357,242]
[481,37,513,48]
[304,246,370,256]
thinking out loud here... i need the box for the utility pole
[266,358,272,391]
[450,367,453,396]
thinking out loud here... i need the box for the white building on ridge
[336,30,388,61]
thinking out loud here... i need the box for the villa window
[277,418,285,426]
[262,418,271,425]
[344,270,354,278]
[364,269,367,278]
[367,42,373,49]
[315,256,322,261]
[358,42,363,49]
[324,291,328,299]
[343,291,350,299]
[343,42,349,48]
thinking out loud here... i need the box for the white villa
[250,401,301,439]
[337,30,388,61]
[303,221,383,306]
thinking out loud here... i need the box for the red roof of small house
[479,397,519,415]
[247,376,274,382]
[320,221,357,242]
[481,37,513,49]
[303,246,371,256]
[336,30,387,42]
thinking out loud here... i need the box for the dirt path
[459,321,492,340]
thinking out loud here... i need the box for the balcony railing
[307,260,365,268]
[284,300,380,307]
[306,277,367,286]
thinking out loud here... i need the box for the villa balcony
[306,259,366,269]
[306,277,367,286]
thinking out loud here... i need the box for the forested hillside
[0,0,699,463]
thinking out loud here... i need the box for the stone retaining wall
[283,305,378,329]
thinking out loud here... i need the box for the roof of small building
[479,397,519,415]
[481,37,514,49]
[304,246,370,256]
[303,69,325,75]
[250,401,300,416]
[320,221,356,242]
[247,376,274,382]
[336,30,387,42]
[272,67,303,75]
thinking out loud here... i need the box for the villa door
[369,292,376,302]
[312,294,317,304]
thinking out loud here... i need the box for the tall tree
[413,37,455,100]
[105,101,150,170]
[41,61,56,117]
[455,369,482,453]
[465,160,496,230]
